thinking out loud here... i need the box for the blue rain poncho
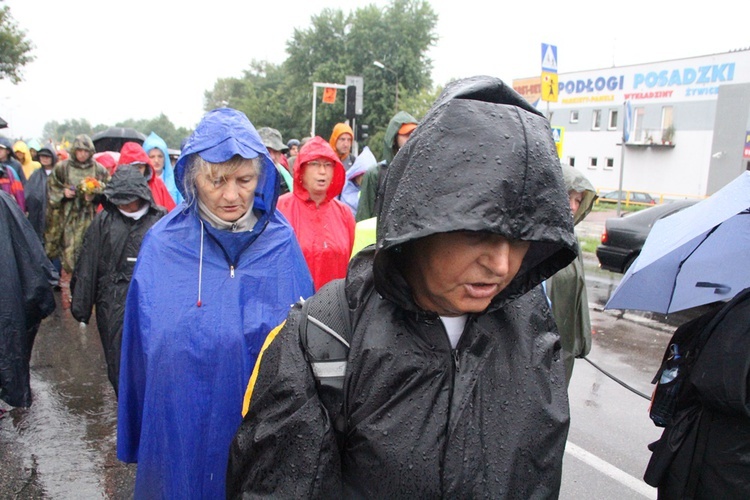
[117,108,314,499]
[142,131,183,204]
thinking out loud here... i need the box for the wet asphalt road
[0,292,135,499]
[0,250,694,499]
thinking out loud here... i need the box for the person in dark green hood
[227,76,577,498]
[355,110,418,222]
[546,163,598,386]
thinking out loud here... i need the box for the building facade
[513,49,750,198]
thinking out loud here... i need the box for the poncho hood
[293,136,345,203]
[104,164,156,207]
[37,145,58,166]
[174,108,278,215]
[383,111,418,163]
[72,134,96,153]
[118,142,154,179]
[561,163,597,225]
[328,123,354,161]
[143,131,183,204]
[374,75,577,313]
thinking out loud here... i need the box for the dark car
[596,199,698,273]
[598,190,657,205]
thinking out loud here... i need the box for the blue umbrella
[605,172,750,314]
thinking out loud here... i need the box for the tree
[204,0,438,153]
[42,118,99,145]
[0,4,34,84]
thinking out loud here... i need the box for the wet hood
[561,163,597,225]
[292,136,345,202]
[174,108,278,215]
[103,164,155,207]
[383,111,418,163]
[374,76,577,312]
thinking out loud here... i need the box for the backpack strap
[299,279,351,434]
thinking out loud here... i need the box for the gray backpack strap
[299,279,351,434]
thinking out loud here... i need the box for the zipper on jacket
[230,265,235,278]
[452,349,460,373]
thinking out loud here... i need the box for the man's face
[396,131,413,150]
[148,148,165,175]
[266,148,283,165]
[75,148,92,163]
[405,231,530,316]
[196,161,259,222]
[117,199,144,213]
[335,133,352,157]
[39,154,54,168]
[0,147,9,161]
[288,145,299,157]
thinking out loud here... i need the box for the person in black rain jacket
[71,165,165,394]
[0,190,56,408]
[227,76,578,498]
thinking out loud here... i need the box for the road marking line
[565,442,657,499]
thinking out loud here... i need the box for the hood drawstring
[197,219,204,307]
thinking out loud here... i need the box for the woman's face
[148,149,165,176]
[196,161,259,222]
[301,158,334,199]
[75,149,91,163]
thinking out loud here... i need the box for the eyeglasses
[306,160,334,169]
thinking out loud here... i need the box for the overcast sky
[1,0,747,139]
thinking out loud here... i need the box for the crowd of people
[2,75,745,498]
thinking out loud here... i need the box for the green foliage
[0,5,34,84]
[116,113,192,150]
[578,236,600,254]
[204,0,438,157]
[42,118,99,144]
[42,114,192,150]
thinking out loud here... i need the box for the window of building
[570,111,579,123]
[633,107,645,142]
[605,157,614,169]
[589,157,598,169]
[661,106,675,143]
[568,156,575,167]
[608,110,618,130]
[592,110,601,130]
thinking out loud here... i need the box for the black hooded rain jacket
[71,165,165,393]
[227,76,578,498]
[0,191,56,407]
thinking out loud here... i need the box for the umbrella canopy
[91,127,146,153]
[605,171,750,314]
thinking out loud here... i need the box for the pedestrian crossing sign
[551,126,564,157]
[541,43,558,73]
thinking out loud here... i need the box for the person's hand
[64,187,76,199]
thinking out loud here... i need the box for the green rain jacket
[355,111,418,222]
[546,164,597,385]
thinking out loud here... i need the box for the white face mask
[118,203,150,220]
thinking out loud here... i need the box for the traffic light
[345,85,357,119]
[356,123,369,142]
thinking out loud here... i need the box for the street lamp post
[373,60,398,111]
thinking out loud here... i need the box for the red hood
[118,142,153,169]
[293,136,346,202]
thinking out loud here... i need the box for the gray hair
[182,154,262,205]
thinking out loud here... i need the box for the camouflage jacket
[45,155,110,272]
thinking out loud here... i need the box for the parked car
[596,199,698,273]
[598,190,657,205]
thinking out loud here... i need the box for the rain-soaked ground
[0,292,135,499]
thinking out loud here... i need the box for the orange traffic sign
[322,87,337,104]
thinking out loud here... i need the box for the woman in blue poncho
[117,108,314,499]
